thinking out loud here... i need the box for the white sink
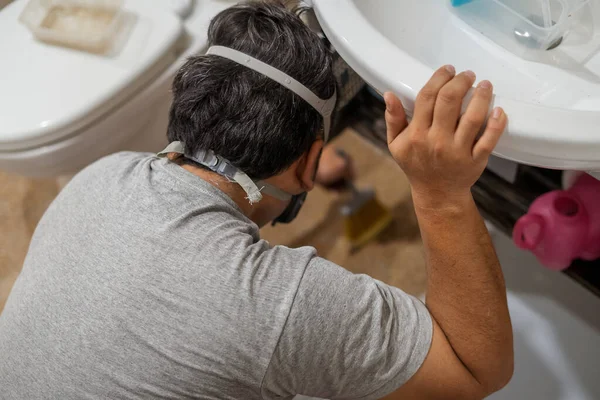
[314,0,600,172]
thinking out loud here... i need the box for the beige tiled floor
[0,130,426,313]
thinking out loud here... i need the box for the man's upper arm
[260,258,433,400]
[383,318,490,400]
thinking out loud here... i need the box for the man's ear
[299,139,324,191]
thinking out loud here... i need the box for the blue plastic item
[451,0,476,6]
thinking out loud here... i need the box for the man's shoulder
[68,151,154,188]
[302,256,377,292]
[262,256,433,400]
[291,255,392,313]
[88,151,153,172]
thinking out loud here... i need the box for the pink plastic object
[513,173,600,271]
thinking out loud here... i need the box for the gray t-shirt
[0,153,432,400]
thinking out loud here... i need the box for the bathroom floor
[0,129,427,313]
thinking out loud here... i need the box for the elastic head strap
[206,45,337,143]
[157,142,292,204]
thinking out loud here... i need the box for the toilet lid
[0,0,183,151]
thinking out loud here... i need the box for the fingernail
[383,92,392,110]
[464,70,476,80]
[444,65,456,74]
[478,80,492,90]
[492,107,503,119]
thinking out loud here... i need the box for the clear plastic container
[19,0,124,54]
[451,0,591,59]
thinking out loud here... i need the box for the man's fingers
[432,71,476,132]
[412,65,456,129]
[384,92,408,145]
[473,107,507,163]
[456,80,494,147]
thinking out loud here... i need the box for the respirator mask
[158,46,337,224]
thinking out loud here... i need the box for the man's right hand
[380,66,513,400]
[384,66,507,207]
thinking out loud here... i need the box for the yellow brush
[341,181,393,248]
[335,149,393,248]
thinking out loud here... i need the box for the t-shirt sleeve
[260,257,433,400]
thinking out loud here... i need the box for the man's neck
[180,163,278,227]
[181,164,251,212]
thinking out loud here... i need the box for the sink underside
[315,0,600,170]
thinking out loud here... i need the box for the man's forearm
[414,192,513,392]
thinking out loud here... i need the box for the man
[0,2,513,399]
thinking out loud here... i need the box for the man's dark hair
[167,1,336,180]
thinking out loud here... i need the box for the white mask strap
[157,142,292,204]
[206,45,337,142]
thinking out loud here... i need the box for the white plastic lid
[0,0,183,151]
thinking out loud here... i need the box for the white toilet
[0,0,236,178]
